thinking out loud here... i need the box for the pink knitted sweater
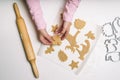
[26,0,80,30]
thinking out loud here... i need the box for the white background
[0,0,120,80]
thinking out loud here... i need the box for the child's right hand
[38,29,53,45]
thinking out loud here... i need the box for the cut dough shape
[45,45,54,54]
[69,60,79,70]
[51,25,58,32]
[58,50,68,62]
[76,40,90,60]
[65,31,80,53]
[85,31,95,40]
[74,19,86,30]
[52,35,62,45]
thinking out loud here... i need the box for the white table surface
[0,0,120,80]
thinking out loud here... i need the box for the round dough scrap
[58,50,68,62]
[74,19,86,30]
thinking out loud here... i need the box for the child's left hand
[55,21,71,40]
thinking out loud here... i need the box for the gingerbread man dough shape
[45,45,54,54]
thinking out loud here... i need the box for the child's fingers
[44,34,53,42]
[59,28,66,40]
[41,37,52,45]
[39,37,49,45]
[55,22,64,34]
[55,27,62,34]
[38,29,53,45]
[39,35,52,45]
[61,31,69,40]
[45,36,53,44]
[60,27,66,34]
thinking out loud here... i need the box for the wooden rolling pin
[13,3,39,78]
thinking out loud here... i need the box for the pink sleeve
[63,0,81,22]
[26,0,46,30]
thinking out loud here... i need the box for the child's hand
[55,21,71,40]
[38,29,53,45]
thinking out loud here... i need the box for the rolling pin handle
[30,60,39,78]
[13,3,21,18]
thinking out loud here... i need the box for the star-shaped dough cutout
[85,31,95,40]
[69,60,79,70]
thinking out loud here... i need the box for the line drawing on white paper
[102,17,120,62]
